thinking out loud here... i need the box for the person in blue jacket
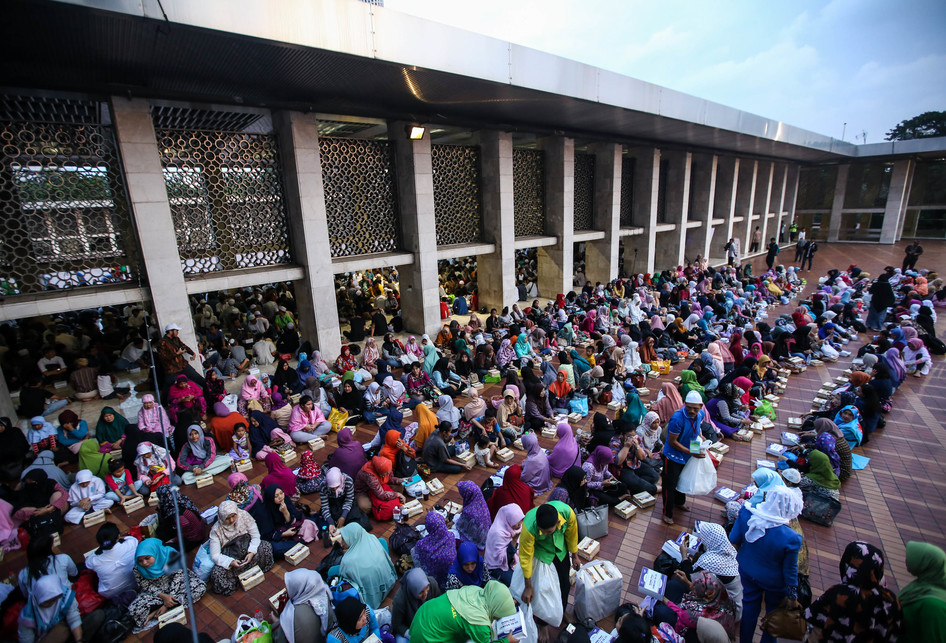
[729,486,803,643]
[660,391,705,525]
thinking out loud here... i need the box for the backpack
[480,477,495,501]
[393,451,417,479]
[389,522,422,557]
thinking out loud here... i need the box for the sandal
[662,516,674,525]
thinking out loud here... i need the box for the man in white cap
[155,323,204,387]
[660,390,706,525]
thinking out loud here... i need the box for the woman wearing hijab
[410,580,517,643]
[799,449,841,509]
[582,445,628,506]
[456,480,492,549]
[391,568,441,643]
[128,537,207,630]
[808,418,853,483]
[248,410,293,461]
[321,427,366,481]
[167,375,207,424]
[94,406,127,454]
[729,486,804,643]
[238,374,271,416]
[262,451,299,497]
[653,382,684,426]
[207,500,275,595]
[289,395,332,442]
[548,369,573,412]
[588,411,615,451]
[613,430,660,496]
[319,467,369,532]
[137,394,173,443]
[436,394,461,430]
[445,541,489,590]
[176,424,230,484]
[667,572,738,641]
[806,541,902,641]
[337,523,397,609]
[615,386,648,434]
[544,465,590,513]
[898,541,946,641]
[520,432,552,494]
[412,513,457,586]
[0,415,30,466]
[64,469,113,524]
[17,574,95,643]
[153,485,208,551]
[334,345,359,374]
[355,456,404,521]
[226,471,263,512]
[276,569,335,643]
[255,485,318,557]
[678,369,706,402]
[295,450,322,495]
[547,422,580,478]
[326,596,382,643]
[833,405,864,447]
[486,464,535,520]
[667,521,744,619]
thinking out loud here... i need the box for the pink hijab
[484,504,524,570]
[547,422,580,477]
[240,376,267,401]
[137,394,172,435]
[261,452,298,497]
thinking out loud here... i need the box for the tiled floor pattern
[2,241,945,642]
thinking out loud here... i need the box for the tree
[885,111,946,141]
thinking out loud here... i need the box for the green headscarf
[422,344,438,375]
[338,523,396,610]
[77,439,116,478]
[679,370,705,400]
[898,542,946,608]
[805,449,840,490]
[95,407,128,444]
[620,388,647,428]
[446,580,516,627]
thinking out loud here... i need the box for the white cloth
[65,470,114,524]
[745,487,803,543]
[85,538,138,599]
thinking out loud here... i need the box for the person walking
[903,240,923,271]
[802,239,818,271]
[794,238,807,263]
[764,238,779,270]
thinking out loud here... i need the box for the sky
[384,0,946,143]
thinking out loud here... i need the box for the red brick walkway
[3,241,944,641]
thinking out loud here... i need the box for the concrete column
[759,162,775,243]
[774,164,789,240]
[654,151,690,271]
[0,368,14,422]
[716,157,739,244]
[688,154,717,262]
[585,142,622,284]
[737,160,758,251]
[272,111,342,356]
[623,147,660,274]
[880,159,915,244]
[110,97,197,351]
[477,131,516,311]
[389,122,442,336]
[537,136,575,295]
[827,164,850,243]
[785,165,800,228]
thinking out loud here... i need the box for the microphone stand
[139,278,200,643]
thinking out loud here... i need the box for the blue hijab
[135,537,176,579]
[448,541,485,587]
[379,409,404,439]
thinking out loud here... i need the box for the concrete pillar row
[687,153,718,263]
[110,97,198,352]
[655,150,691,271]
[623,147,660,275]
[880,159,915,244]
[584,142,622,285]
[389,122,443,337]
[272,111,342,357]
[537,136,575,296]
[827,164,851,243]
[477,131,517,312]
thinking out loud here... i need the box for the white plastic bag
[676,452,717,495]
[510,561,563,628]
[517,602,538,643]
[611,383,627,407]
[193,541,214,581]
[574,560,623,623]
[222,393,239,413]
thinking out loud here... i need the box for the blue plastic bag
[569,395,589,417]
[192,541,213,582]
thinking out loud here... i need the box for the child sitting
[104,458,146,503]
[473,434,498,468]
[65,469,114,524]
[229,422,251,465]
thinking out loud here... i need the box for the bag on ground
[576,506,609,540]
[574,560,623,623]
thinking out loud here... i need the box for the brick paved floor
[3,240,944,642]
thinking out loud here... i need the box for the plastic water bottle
[393,505,401,523]
[255,608,263,623]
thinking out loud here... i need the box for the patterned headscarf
[694,522,739,578]
[411,512,456,586]
[455,480,491,549]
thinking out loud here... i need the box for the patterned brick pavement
[3,241,944,642]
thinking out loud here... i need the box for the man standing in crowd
[765,238,780,270]
[661,391,705,525]
[750,226,762,253]
[903,239,924,271]
[802,239,818,271]
[155,323,204,387]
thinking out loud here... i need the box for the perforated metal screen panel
[620,156,635,227]
[513,148,545,237]
[0,95,140,295]
[574,152,595,230]
[155,124,292,274]
[432,144,482,246]
[319,137,401,257]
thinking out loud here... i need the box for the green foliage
[885,111,946,141]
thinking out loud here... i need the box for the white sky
[384,0,946,143]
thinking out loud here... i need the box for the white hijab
[69,469,106,504]
[745,487,803,543]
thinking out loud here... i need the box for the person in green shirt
[518,501,579,639]
[899,541,946,643]
[410,580,518,643]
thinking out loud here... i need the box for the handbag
[575,506,609,540]
[800,487,842,527]
[760,605,807,640]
